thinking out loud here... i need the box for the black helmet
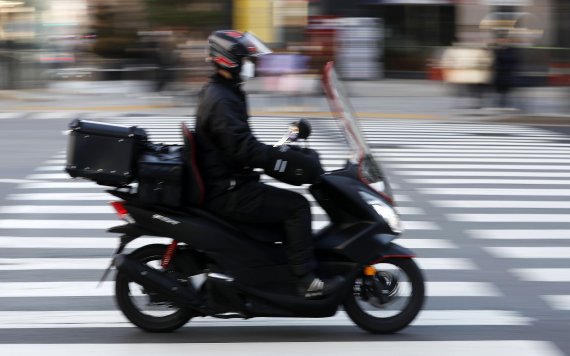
[208,30,272,75]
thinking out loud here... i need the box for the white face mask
[240,59,255,82]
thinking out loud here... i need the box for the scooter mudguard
[373,242,415,260]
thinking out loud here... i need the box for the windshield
[322,62,394,200]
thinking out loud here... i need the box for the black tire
[115,244,195,332]
[344,258,425,334]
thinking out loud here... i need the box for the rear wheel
[115,244,196,332]
[344,258,425,334]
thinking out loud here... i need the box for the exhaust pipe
[114,254,207,314]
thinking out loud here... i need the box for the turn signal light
[363,265,377,276]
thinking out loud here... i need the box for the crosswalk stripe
[419,188,570,196]
[0,204,425,215]
[0,220,119,229]
[541,295,570,311]
[447,214,570,223]
[435,201,570,209]
[26,173,75,179]
[467,230,570,240]
[0,257,473,271]
[510,269,570,282]
[0,281,501,297]
[0,237,456,249]
[19,182,102,189]
[386,157,570,163]
[0,219,436,231]
[379,152,570,157]
[484,247,570,259]
[0,310,532,328]
[1,341,563,356]
[396,171,570,178]
[0,206,114,214]
[407,179,570,185]
[7,193,113,200]
[390,164,570,170]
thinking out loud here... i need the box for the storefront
[317,0,457,78]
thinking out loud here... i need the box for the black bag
[65,119,148,187]
[137,144,185,207]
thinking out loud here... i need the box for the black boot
[298,273,344,299]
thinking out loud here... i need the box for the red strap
[182,123,206,205]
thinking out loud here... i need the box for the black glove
[264,145,324,186]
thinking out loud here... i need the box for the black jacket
[195,74,272,198]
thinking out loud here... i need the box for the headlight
[359,191,403,234]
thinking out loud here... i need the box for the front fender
[316,222,414,263]
[373,242,416,262]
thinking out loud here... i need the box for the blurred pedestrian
[492,32,520,109]
[148,32,179,94]
[441,40,493,109]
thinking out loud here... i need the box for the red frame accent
[373,255,415,264]
[213,56,238,68]
[110,201,129,220]
[182,123,206,206]
[225,31,243,38]
[161,240,178,269]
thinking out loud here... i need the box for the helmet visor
[242,32,273,57]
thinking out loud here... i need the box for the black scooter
[97,63,425,334]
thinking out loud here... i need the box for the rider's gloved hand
[264,145,324,186]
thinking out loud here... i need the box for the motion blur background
[0,0,567,110]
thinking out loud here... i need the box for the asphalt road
[0,114,569,356]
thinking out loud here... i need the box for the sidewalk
[0,79,568,124]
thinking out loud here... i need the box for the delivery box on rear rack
[65,119,148,187]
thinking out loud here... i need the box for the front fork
[357,260,404,305]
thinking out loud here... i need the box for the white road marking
[0,281,501,297]
[0,257,474,271]
[0,179,43,184]
[35,166,69,171]
[467,230,570,240]
[510,269,570,282]
[0,341,561,356]
[415,258,477,270]
[0,220,119,229]
[434,201,570,209]
[7,193,111,200]
[0,310,532,328]
[541,295,570,310]
[484,247,570,259]
[0,237,456,249]
[390,164,570,170]
[0,205,114,214]
[447,214,570,223]
[19,182,101,189]
[419,188,570,196]
[396,171,570,178]
[407,179,570,185]
[26,173,74,179]
[401,221,440,230]
[385,157,570,163]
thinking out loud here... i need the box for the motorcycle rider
[194,30,342,299]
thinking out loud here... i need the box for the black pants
[206,181,316,277]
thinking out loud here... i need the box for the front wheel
[344,258,425,334]
[115,244,196,332]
